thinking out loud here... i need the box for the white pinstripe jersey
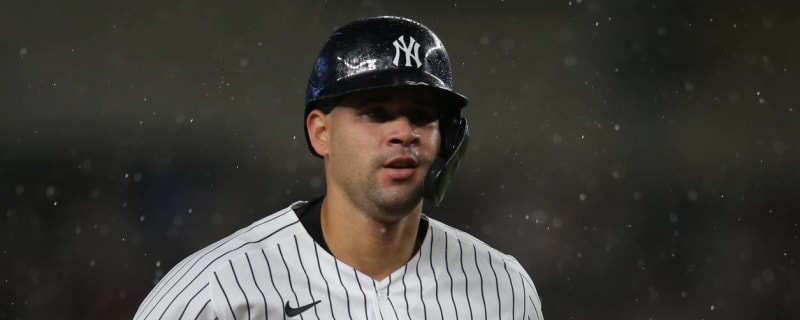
[134,201,544,319]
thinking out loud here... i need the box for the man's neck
[320,194,423,281]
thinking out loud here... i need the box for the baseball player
[135,16,543,319]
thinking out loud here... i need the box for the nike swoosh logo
[284,300,321,317]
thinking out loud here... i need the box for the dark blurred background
[1,0,798,319]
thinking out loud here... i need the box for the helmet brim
[306,68,468,114]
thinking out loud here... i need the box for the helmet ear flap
[424,117,469,206]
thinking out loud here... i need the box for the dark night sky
[1,1,798,319]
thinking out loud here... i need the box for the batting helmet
[304,16,469,206]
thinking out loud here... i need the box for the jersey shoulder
[424,216,544,319]
[178,201,307,272]
[425,216,524,270]
[134,201,308,320]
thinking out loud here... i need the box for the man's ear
[307,109,330,157]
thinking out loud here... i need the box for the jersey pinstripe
[134,201,544,319]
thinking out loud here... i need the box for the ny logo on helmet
[392,35,422,68]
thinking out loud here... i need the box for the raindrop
[761,268,775,283]
[80,159,93,171]
[212,214,224,225]
[153,269,164,284]
[751,276,764,291]
[669,212,679,223]
[166,228,178,239]
[728,91,741,103]
[98,225,109,236]
[551,134,563,144]
[773,141,788,155]
[688,190,699,201]
[763,18,773,30]
[563,55,578,67]
[45,186,56,198]
[499,37,515,50]
[532,209,548,224]
[551,217,563,229]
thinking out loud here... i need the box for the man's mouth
[383,156,419,180]
[384,156,419,169]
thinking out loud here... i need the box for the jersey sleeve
[134,206,301,319]
[521,262,544,320]
[522,275,544,319]
[512,258,544,320]
[133,258,219,320]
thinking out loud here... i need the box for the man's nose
[387,116,420,147]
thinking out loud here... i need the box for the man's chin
[372,189,423,216]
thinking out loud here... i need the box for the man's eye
[409,110,437,125]
[364,109,390,121]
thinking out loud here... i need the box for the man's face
[318,86,441,220]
